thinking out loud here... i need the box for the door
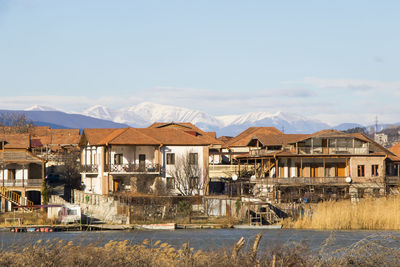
[311,166,319,177]
[8,169,16,181]
[322,139,328,154]
[139,154,146,171]
[337,163,346,177]
[114,180,119,192]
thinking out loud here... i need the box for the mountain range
[0,102,382,136]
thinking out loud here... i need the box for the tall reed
[289,196,400,230]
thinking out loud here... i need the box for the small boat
[137,223,176,230]
[233,224,282,229]
[27,228,36,232]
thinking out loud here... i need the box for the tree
[0,112,34,133]
[58,148,82,201]
[167,152,204,196]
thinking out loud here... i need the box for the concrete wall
[73,190,127,224]
[350,156,385,182]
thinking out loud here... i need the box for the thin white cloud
[288,77,400,93]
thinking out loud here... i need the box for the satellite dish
[251,175,256,180]
[346,177,352,183]
[232,174,238,181]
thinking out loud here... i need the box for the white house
[79,127,211,195]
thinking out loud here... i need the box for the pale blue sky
[0,0,399,125]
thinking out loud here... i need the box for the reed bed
[0,233,399,266]
[287,196,400,230]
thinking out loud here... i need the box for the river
[1,229,399,253]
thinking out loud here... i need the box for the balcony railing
[81,165,99,173]
[105,163,159,173]
[1,179,42,187]
[254,177,349,185]
[385,176,400,184]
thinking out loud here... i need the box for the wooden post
[300,158,303,178]
[22,164,25,188]
[323,158,326,177]
[277,159,279,178]
[254,159,257,177]
[261,159,264,178]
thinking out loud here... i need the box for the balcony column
[261,159,264,178]
[254,159,256,177]
[300,158,303,178]
[323,158,325,177]
[22,164,25,188]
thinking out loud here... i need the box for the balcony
[209,164,238,178]
[105,163,159,174]
[255,177,349,185]
[385,176,400,185]
[81,165,99,173]
[1,179,42,187]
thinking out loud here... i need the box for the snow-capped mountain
[83,102,331,135]
[84,102,221,130]
[25,105,59,111]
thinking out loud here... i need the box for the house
[79,127,212,196]
[0,134,45,211]
[236,129,400,203]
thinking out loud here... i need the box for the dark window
[357,165,365,177]
[371,165,379,177]
[189,153,198,165]
[166,177,175,189]
[114,153,123,165]
[166,153,175,165]
[190,176,199,188]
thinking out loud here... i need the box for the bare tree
[168,152,204,196]
[0,112,34,133]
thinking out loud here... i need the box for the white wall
[110,145,156,167]
[162,145,205,195]
[0,169,29,180]
[82,173,102,194]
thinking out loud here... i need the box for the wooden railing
[254,177,349,185]
[385,176,400,184]
[0,186,34,211]
[1,179,42,187]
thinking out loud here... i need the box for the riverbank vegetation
[0,233,399,266]
[285,196,400,230]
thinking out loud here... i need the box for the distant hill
[0,110,128,129]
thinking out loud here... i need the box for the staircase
[0,186,34,211]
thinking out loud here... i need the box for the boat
[137,223,176,230]
[233,224,282,229]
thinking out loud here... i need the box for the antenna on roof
[282,125,285,134]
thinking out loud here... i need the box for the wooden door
[113,180,119,192]
[311,166,319,177]
[337,163,346,177]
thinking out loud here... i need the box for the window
[114,153,123,165]
[189,176,199,188]
[357,165,365,177]
[189,153,198,165]
[371,165,379,177]
[166,153,175,165]
[166,177,175,189]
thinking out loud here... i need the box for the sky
[0,0,399,125]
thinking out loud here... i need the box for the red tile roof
[226,127,283,147]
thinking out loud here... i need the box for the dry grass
[285,196,400,230]
[0,211,54,227]
[0,233,399,266]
